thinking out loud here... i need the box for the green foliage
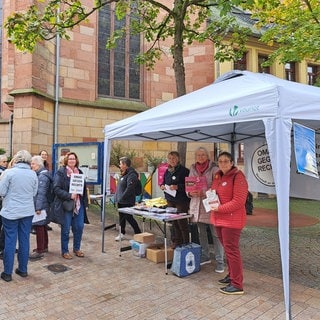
[5,0,105,52]
[314,77,320,87]
[109,142,137,169]
[111,1,251,69]
[205,15,251,62]
[254,197,320,219]
[0,148,6,155]
[5,0,320,66]
[243,0,320,64]
[5,0,251,65]
[144,153,166,175]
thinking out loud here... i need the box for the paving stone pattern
[0,210,320,320]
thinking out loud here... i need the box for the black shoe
[219,284,244,295]
[15,268,28,278]
[218,274,231,284]
[46,225,53,231]
[1,272,12,282]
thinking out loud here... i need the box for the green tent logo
[229,105,239,117]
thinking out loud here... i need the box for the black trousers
[117,203,141,235]
[167,200,190,246]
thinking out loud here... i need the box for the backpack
[135,178,143,197]
[233,172,253,215]
[245,191,253,215]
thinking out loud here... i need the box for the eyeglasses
[218,160,231,164]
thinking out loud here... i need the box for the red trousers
[34,225,48,253]
[215,226,243,289]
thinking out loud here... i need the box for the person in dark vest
[160,151,190,248]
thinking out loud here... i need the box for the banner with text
[245,139,320,200]
[244,143,276,194]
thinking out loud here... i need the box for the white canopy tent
[102,70,320,319]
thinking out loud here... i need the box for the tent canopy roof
[104,70,320,144]
[102,70,320,319]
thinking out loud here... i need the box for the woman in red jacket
[210,151,248,295]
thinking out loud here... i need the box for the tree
[243,0,320,65]
[110,142,137,169]
[5,0,251,165]
[6,0,320,79]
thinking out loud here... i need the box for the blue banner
[293,123,318,178]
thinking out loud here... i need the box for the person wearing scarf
[188,147,225,272]
[52,152,89,260]
[160,151,190,248]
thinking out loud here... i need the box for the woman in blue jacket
[0,150,38,282]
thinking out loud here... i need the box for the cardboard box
[133,232,155,243]
[146,245,174,263]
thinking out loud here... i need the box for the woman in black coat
[52,152,89,260]
[160,151,190,248]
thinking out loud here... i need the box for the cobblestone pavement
[241,225,320,290]
[0,209,320,320]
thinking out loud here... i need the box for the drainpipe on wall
[9,112,13,158]
[53,8,61,145]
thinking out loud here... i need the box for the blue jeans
[61,204,84,254]
[2,216,33,275]
[198,222,225,265]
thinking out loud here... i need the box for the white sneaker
[200,258,211,266]
[115,233,125,241]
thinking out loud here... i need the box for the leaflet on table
[164,184,176,197]
[154,213,188,220]
[185,176,207,193]
[202,190,220,213]
[32,209,47,223]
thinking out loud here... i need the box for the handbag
[170,242,201,277]
[62,199,75,212]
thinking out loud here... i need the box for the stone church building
[0,1,318,168]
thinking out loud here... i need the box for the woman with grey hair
[188,147,225,272]
[0,150,38,282]
[29,155,53,260]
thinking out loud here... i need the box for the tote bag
[170,243,201,277]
